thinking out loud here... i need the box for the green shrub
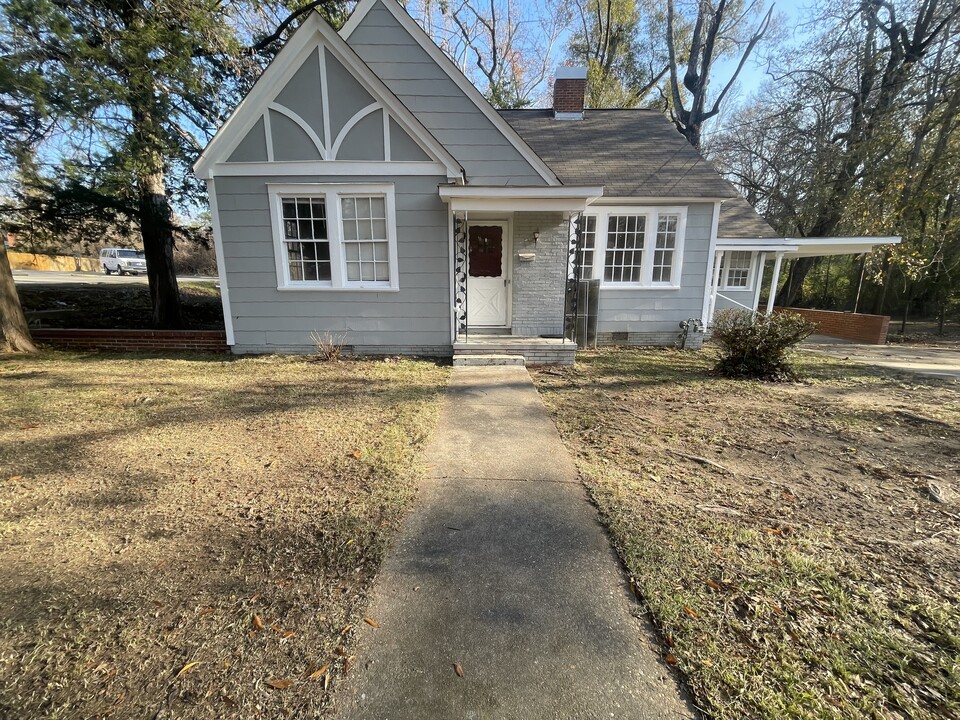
[711,309,817,380]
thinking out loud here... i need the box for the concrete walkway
[338,366,692,720]
[804,336,960,381]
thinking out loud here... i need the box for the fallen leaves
[251,614,265,631]
[453,663,464,678]
[363,617,380,628]
[176,661,201,678]
[307,664,329,680]
[683,607,699,618]
[265,678,293,690]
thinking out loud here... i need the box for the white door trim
[466,218,512,328]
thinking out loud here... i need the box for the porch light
[532,230,540,242]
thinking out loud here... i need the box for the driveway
[804,335,960,381]
[12,269,217,285]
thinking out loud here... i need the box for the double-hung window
[578,207,686,288]
[269,184,399,291]
[720,251,753,289]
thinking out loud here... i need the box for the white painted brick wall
[511,212,568,337]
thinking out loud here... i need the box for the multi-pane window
[282,197,331,282]
[604,215,646,283]
[341,196,390,283]
[721,251,752,288]
[577,215,597,278]
[652,214,679,283]
[271,184,397,290]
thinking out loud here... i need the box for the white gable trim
[268,103,327,159]
[330,102,381,159]
[193,11,463,181]
[340,0,561,187]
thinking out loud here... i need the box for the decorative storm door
[467,223,508,327]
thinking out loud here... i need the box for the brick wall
[511,212,568,337]
[32,329,228,353]
[773,307,890,344]
[553,78,586,114]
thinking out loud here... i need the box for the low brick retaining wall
[774,307,890,344]
[32,329,228,353]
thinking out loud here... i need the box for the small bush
[310,330,348,362]
[711,309,817,380]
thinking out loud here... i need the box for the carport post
[766,252,784,315]
[752,252,766,312]
[708,250,724,323]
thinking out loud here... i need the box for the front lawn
[533,349,960,720]
[0,352,448,718]
[19,282,224,330]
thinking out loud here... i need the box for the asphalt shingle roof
[717,195,780,239]
[498,109,740,199]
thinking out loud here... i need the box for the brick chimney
[553,67,587,118]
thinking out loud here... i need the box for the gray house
[195,0,898,364]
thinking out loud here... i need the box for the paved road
[12,269,218,285]
[804,336,960,382]
[338,366,692,720]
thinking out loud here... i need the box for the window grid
[652,214,678,283]
[723,251,752,288]
[578,215,597,277]
[604,215,646,283]
[282,198,330,283]
[341,196,390,283]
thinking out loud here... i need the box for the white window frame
[719,250,756,291]
[581,206,687,289]
[267,183,400,292]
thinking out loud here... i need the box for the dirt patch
[533,348,960,720]
[19,283,224,330]
[0,352,448,718]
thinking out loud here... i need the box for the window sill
[719,286,752,292]
[599,284,682,291]
[276,285,400,293]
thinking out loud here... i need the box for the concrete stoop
[452,353,525,366]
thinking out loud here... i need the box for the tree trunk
[138,167,183,329]
[775,256,821,307]
[0,237,38,352]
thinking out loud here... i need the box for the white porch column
[752,252,766,313]
[766,252,784,315]
[707,250,724,323]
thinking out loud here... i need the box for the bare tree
[567,0,670,108]
[771,0,960,306]
[666,0,774,150]
[412,0,570,107]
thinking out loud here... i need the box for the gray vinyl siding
[596,203,713,338]
[213,174,451,353]
[346,0,547,186]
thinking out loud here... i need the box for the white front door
[466,222,509,327]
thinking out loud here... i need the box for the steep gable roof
[341,0,560,186]
[193,10,462,180]
[499,109,740,199]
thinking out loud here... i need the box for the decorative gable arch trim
[330,102,381,159]
[268,103,327,159]
[340,0,561,187]
[193,11,463,181]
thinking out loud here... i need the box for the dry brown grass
[0,351,448,719]
[533,348,960,720]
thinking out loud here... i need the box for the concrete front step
[453,354,526,367]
